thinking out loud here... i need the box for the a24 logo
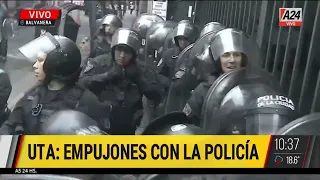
[279,8,302,27]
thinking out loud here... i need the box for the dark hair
[112,44,137,66]
[240,52,248,67]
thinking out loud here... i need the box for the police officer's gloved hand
[125,64,138,82]
[97,64,125,82]
[109,64,125,79]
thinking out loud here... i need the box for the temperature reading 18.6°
[286,156,300,165]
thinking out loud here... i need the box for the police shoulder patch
[175,70,185,79]
[84,61,94,73]
[157,58,163,67]
[183,103,192,116]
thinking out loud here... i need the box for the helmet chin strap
[47,79,65,91]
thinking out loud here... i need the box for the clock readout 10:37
[274,138,300,151]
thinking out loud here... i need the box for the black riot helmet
[172,20,199,49]
[145,21,177,64]
[18,33,82,84]
[199,22,226,38]
[96,14,122,38]
[101,14,123,28]
[142,112,206,135]
[111,28,141,62]
[131,13,164,43]
[209,28,262,74]
[39,110,107,135]
[185,25,227,81]
[201,68,290,135]
[99,14,122,34]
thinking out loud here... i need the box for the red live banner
[19,9,61,20]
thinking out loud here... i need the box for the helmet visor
[245,113,292,135]
[111,29,141,53]
[18,32,58,63]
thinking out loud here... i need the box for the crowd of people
[0,11,316,136]
[0,5,318,179]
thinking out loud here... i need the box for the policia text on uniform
[27,142,259,161]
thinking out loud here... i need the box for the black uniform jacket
[0,84,110,135]
[78,54,164,134]
[89,37,112,58]
[79,54,163,102]
[183,75,218,125]
[157,47,181,87]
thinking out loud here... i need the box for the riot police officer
[165,22,226,113]
[78,28,163,135]
[131,14,165,134]
[0,68,11,125]
[155,20,198,122]
[172,21,226,82]
[90,14,123,58]
[0,33,111,135]
[40,110,107,135]
[157,20,198,90]
[182,28,259,124]
[135,21,177,134]
[131,13,164,62]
